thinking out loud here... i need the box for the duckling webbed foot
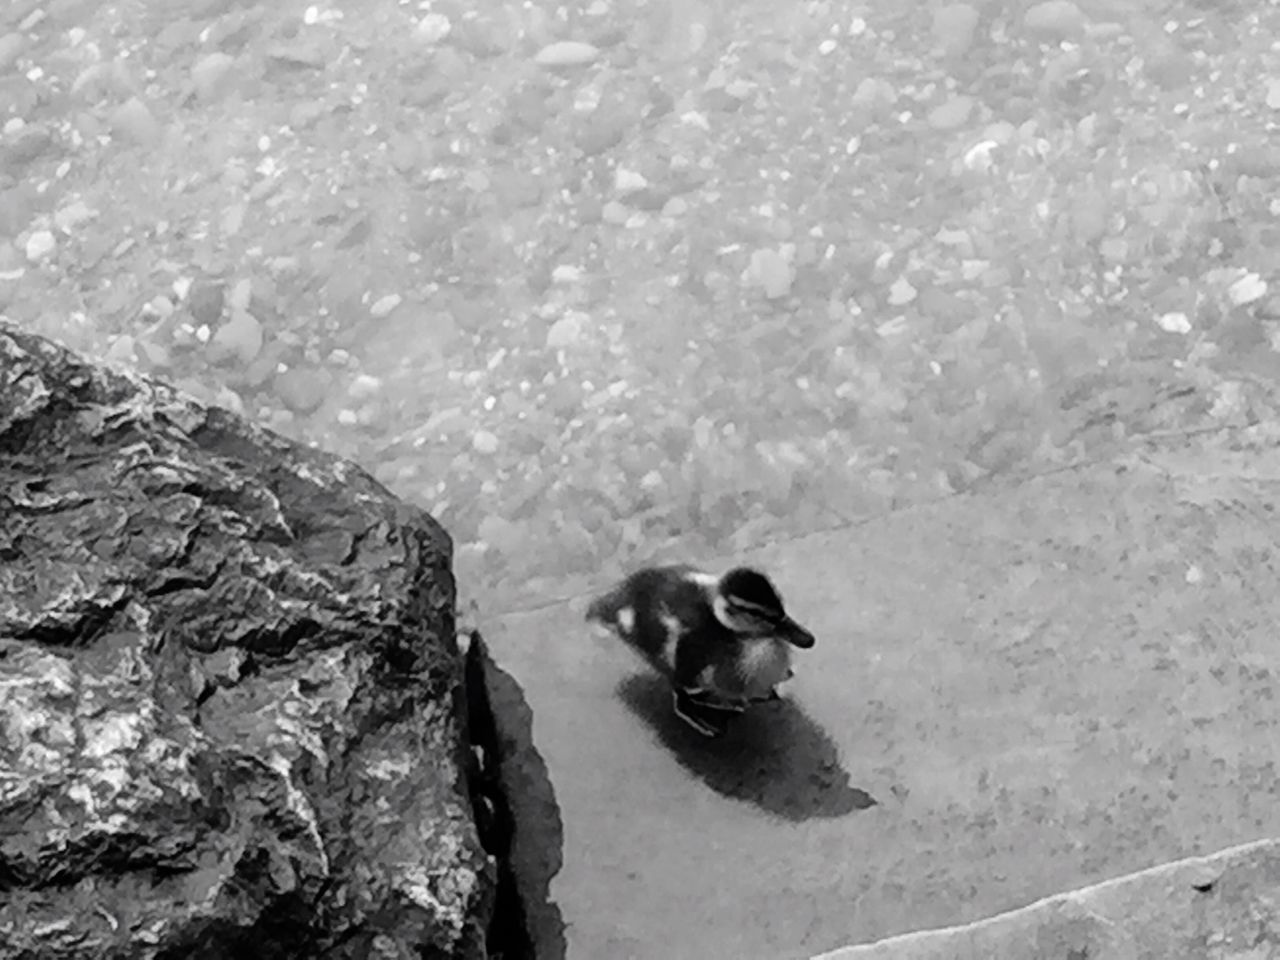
[672,688,744,738]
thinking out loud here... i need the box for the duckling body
[703,633,794,702]
[587,564,814,737]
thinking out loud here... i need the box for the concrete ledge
[812,838,1280,959]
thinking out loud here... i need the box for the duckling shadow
[614,673,876,822]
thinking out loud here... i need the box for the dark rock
[450,17,509,59]
[701,87,748,113]
[237,337,294,390]
[576,116,628,156]
[574,195,603,225]
[0,75,38,119]
[0,125,57,171]
[0,322,516,959]
[188,279,226,325]
[265,40,328,70]
[489,121,515,147]
[1222,145,1280,179]
[0,183,36,238]
[0,32,25,72]
[335,213,372,250]
[642,84,675,124]
[272,365,331,415]
[505,84,552,136]
[627,185,674,211]
[1023,0,1086,40]
[152,17,202,56]
[209,9,265,55]
[585,23,629,49]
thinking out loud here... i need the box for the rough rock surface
[0,322,497,959]
[812,838,1280,959]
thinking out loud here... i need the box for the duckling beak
[777,616,815,649]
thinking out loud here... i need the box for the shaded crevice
[461,629,565,960]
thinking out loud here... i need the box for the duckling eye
[729,600,773,621]
[728,607,776,633]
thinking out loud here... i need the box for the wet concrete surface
[481,454,1280,959]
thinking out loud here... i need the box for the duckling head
[713,567,815,649]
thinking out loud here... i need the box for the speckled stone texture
[0,322,494,959]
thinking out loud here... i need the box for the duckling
[587,565,815,737]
